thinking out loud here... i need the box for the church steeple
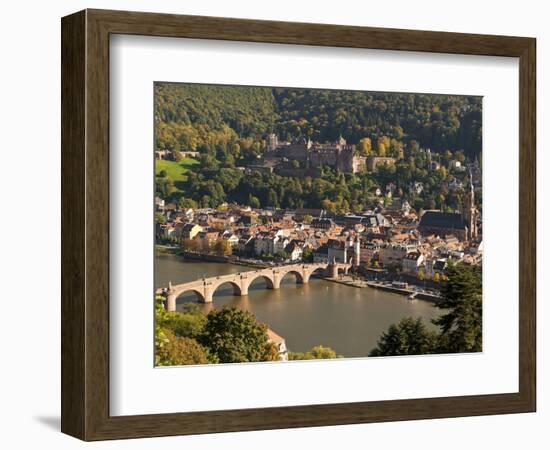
[463,168,477,240]
[338,134,346,146]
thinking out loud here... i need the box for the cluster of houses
[156,184,482,281]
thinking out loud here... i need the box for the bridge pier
[239,274,249,296]
[166,293,177,312]
[203,284,213,303]
[329,264,338,278]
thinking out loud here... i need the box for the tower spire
[463,167,477,240]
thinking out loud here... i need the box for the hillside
[155,83,482,158]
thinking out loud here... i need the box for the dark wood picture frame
[61,9,536,441]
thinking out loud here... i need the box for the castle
[266,134,366,174]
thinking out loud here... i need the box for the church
[417,174,479,242]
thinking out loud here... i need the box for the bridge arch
[310,266,327,277]
[247,273,275,290]
[171,288,206,303]
[211,280,242,297]
[279,269,304,284]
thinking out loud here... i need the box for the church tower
[267,133,278,152]
[338,135,347,147]
[463,169,478,240]
[352,236,361,267]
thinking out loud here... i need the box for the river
[155,253,442,357]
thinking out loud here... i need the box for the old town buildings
[156,189,482,283]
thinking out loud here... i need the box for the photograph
[153,83,483,366]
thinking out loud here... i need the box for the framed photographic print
[61,9,536,441]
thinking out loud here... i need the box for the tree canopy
[156,83,482,159]
[156,330,211,366]
[370,263,483,356]
[198,307,279,363]
[433,263,482,353]
[289,345,340,360]
[369,317,439,357]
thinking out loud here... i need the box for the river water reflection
[156,254,442,357]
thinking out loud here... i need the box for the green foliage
[156,176,175,200]
[155,158,199,181]
[155,83,482,159]
[247,194,260,209]
[198,307,278,363]
[155,158,200,201]
[433,263,482,353]
[369,317,439,356]
[155,84,482,155]
[155,298,214,366]
[272,89,481,157]
[155,83,277,141]
[156,330,212,366]
[172,150,183,162]
[370,263,483,357]
[173,149,475,212]
[155,295,171,366]
[302,247,313,263]
[217,168,243,191]
[177,197,198,209]
[158,304,207,339]
[289,345,340,360]
[155,212,166,224]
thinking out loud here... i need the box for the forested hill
[155,83,482,158]
[155,83,276,138]
[273,89,482,158]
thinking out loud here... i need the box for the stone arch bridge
[157,262,351,311]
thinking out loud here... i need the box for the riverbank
[366,281,441,303]
[156,246,270,269]
[321,277,442,303]
[155,244,180,255]
[322,276,368,289]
